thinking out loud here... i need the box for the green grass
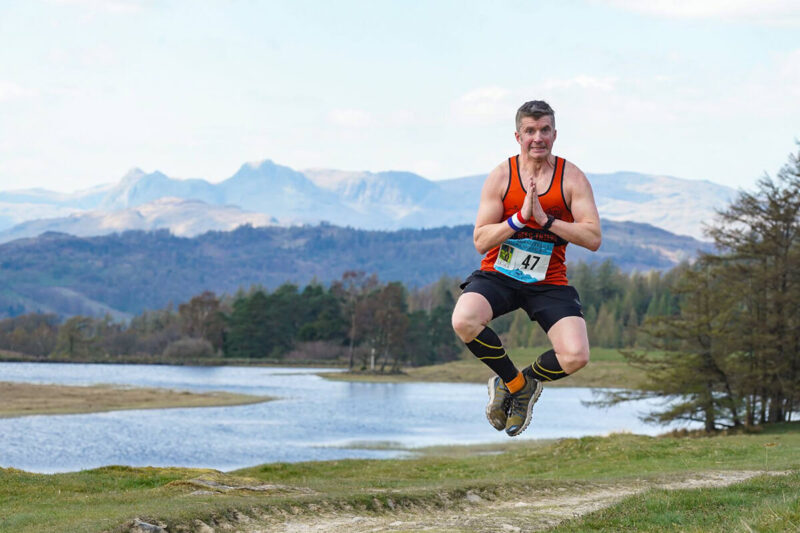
[236,423,800,488]
[550,472,800,532]
[322,345,652,389]
[510,345,633,363]
[2,423,798,532]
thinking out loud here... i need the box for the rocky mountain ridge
[0,158,736,242]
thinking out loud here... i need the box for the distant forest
[0,260,679,371]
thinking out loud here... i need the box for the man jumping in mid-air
[451,100,602,436]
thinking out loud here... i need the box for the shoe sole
[485,376,506,431]
[507,379,543,437]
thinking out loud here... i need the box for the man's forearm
[473,221,516,255]
[548,219,602,251]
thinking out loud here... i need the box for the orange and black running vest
[480,155,573,285]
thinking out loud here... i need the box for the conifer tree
[705,145,800,424]
[618,262,742,430]
[224,290,271,358]
[601,146,800,430]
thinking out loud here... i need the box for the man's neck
[519,153,555,176]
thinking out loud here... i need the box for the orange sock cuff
[505,371,525,394]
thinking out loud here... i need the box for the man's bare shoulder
[562,159,591,190]
[482,160,510,195]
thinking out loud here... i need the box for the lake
[0,362,696,473]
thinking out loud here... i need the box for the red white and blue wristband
[506,211,528,231]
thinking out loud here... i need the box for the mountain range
[0,159,736,243]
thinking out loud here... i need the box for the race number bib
[494,238,553,283]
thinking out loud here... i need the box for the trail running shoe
[486,376,511,431]
[505,365,543,437]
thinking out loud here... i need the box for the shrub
[162,337,215,359]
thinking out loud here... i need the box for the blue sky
[0,0,798,192]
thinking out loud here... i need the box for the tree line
[502,259,682,350]
[602,146,800,430]
[0,258,682,368]
[0,272,462,371]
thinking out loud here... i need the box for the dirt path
[135,470,788,533]
[271,471,772,533]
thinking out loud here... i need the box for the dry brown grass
[0,381,272,418]
[320,357,649,389]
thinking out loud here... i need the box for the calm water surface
[0,363,695,473]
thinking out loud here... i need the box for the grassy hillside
[2,423,797,532]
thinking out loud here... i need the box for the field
[321,346,651,389]
[1,423,798,532]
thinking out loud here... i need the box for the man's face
[515,115,556,160]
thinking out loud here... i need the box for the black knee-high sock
[530,349,567,382]
[465,327,519,383]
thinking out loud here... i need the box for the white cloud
[542,75,618,91]
[81,44,115,67]
[736,48,800,109]
[328,108,373,128]
[452,78,620,127]
[452,86,512,122]
[50,0,146,14]
[409,159,442,179]
[599,0,800,26]
[0,81,30,102]
[386,109,418,126]
[780,49,800,81]
[46,44,116,71]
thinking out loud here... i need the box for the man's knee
[548,316,590,374]
[451,293,492,342]
[558,345,589,374]
[450,311,467,336]
[451,309,481,342]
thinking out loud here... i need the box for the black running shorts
[459,270,583,332]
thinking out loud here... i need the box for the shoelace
[508,384,533,416]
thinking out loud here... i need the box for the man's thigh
[546,316,590,356]
[459,271,519,320]
[452,291,494,326]
[520,285,583,333]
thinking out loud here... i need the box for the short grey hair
[515,100,555,131]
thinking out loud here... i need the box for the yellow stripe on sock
[534,361,565,376]
[473,337,502,350]
[530,365,553,381]
[478,352,508,360]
